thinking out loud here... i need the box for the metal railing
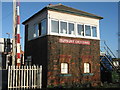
[100,40,117,70]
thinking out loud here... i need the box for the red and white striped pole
[16,0,21,66]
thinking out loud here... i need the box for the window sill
[28,34,47,41]
[49,33,100,40]
[58,74,72,77]
[82,73,94,76]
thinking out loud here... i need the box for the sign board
[59,38,90,45]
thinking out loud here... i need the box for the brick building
[22,4,103,88]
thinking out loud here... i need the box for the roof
[22,4,103,24]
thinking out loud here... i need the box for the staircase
[100,41,120,83]
[100,40,118,71]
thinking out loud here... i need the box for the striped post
[16,0,21,66]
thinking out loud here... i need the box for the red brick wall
[47,35,101,87]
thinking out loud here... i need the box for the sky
[1,2,119,57]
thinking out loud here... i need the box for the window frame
[84,63,90,73]
[91,25,97,37]
[50,19,59,35]
[61,63,69,74]
[59,20,68,35]
[33,23,39,38]
[49,18,100,40]
[77,23,84,36]
[28,18,47,41]
[84,24,92,37]
[40,19,47,36]
[68,22,75,35]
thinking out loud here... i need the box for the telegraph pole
[12,0,16,66]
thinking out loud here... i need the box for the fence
[8,65,42,89]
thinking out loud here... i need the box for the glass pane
[85,25,91,36]
[60,21,67,34]
[34,24,39,37]
[84,63,90,73]
[77,24,84,36]
[61,63,68,74]
[92,26,97,37]
[68,23,74,35]
[41,19,47,35]
[51,20,59,33]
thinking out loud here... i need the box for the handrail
[104,41,117,58]
[104,47,111,57]
[104,54,116,69]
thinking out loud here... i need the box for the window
[51,20,59,33]
[92,26,97,37]
[84,63,90,73]
[33,24,39,38]
[33,19,47,37]
[39,23,41,36]
[68,23,74,35]
[60,21,67,34]
[61,63,68,74]
[49,19,99,39]
[41,19,47,35]
[77,24,84,36]
[85,25,91,36]
[25,25,29,40]
[26,56,32,66]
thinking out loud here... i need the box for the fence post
[18,66,20,88]
[36,65,39,88]
[8,66,10,88]
[40,65,42,89]
[16,66,18,88]
[32,66,34,89]
[10,66,12,88]
[13,66,15,88]
[26,66,28,89]
[24,66,26,89]
[21,66,23,88]
[29,66,31,88]
[34,65,36,88]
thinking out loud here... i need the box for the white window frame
[84,24,92,37]
[49,18,100,40]
[84,63,90,73]
[76,23,84,37]
[91,25,97,38]
[68,21,75,36]
[59,20,68,35]
[50,19,59,35]
[61,63,68,74]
